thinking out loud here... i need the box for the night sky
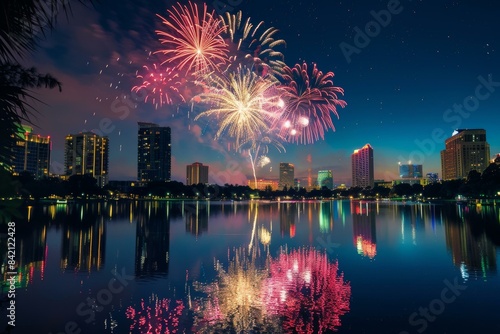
[27,0,500,185]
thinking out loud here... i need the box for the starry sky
[26,0,500,186]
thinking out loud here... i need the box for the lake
[1,200,499,333]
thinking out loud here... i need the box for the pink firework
[125,295,185,333]
[277,62,347,144]
[131,64,185,109]
[262,247,351,333]
[155,1,228,76]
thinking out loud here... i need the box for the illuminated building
[426,172,439,183]
[137,122,171,182]
[279,162,294,190]
[12,125,51,179]
[64,132,109,187]
[248,179,279,191]
[398,162,423,178]
[351,144,374,188]
[317,170,333,189]
[440,129,490,180]
[186,162,209,185]
[493,153,500,164]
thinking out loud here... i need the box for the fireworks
[220,10,287,78]
[131,64,184,109]
[262,247,351,333]
[194,67,280,148]
[277,62,347,144]
[156,1,228,75]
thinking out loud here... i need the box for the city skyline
[22,0,500,185]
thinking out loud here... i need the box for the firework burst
[156,1,228,76]
[220,10,286,78]
[194,67,280,148]
[131,64,185,109]
[277,62,347,144]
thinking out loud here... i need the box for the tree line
[2,162,499,201]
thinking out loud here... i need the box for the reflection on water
[3,200,500,333]
[135,204,170,278]
[193,246,350,333]
[61,218,106,272]
[263,247,351,333]
[185,201,209,237]
[126,293,185,333]
[194,247,275,333]
[443,205,498,280]
[351,201,377,259]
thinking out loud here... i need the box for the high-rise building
[317,170,333,189]
[351,144,374,188]
[65,132,109,187]
[398,163,423,178]
[440,129,490,180]
[186,162,209,185]
[426,172,439,183]
[12,125,51,179]
[137,122,171,182]
[279,162,294,190]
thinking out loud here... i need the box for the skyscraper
[12,125,51,179]
[137,122,171,182]
[440,129,490,180]
[398,163,423,178]
[279,162,294,190]
[65,132,109,187]
[186,162,209,185]
[351,144,374,188]
[317,170,333,189]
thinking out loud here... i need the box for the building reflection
[444,206,497,280]
[61,217,106,273]
[351,201,377,259]
[135,203,170,278]
[1,225,47,289]
[279,203,296,237]
[185,201,208,237]
[319,201,334,233]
